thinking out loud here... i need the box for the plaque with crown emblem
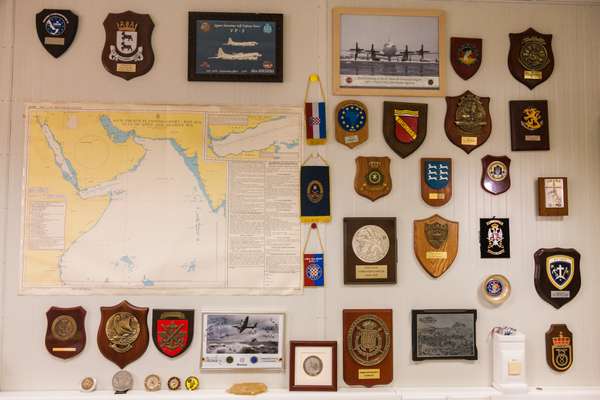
[510,100,549,151]
[383,102,427,158]
[445,91,491,154]
[508,28,554,90]
[336,100,368,149]
[535,248,581,309]
[152,309,194,358]
[421,158,452,206]
[545,324,573,372]
[102,11,155,80]
[481,155,511,195]
[343,309,393,387]
[414,214,458,278]
[45,306,86,359]
[450,37,482,80]
[354,156,391,201]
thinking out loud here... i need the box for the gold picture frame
[332,8,446,97]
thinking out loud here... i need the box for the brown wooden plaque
[354,156,391,201]
[445,91,491,154]
[508,28,554,90]
[98,300,149,369]
[383,102,427,158]
[343,217,397,284]
[545,324,573,372]
[481,155,511,195]
[510,100,549,151]
[534,248,580,309]
[414,214,458,278]
[343,309,392,387]
[538,177,568,216]
[420,158,452,207]
[45,306,86,359]
[335,100,368,149]
[450,37,482,80]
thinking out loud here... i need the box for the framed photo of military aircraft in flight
[332,8,446,97]
[188,12,283,82]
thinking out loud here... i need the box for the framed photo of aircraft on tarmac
[332,8,446,97]
[188,12,283,82]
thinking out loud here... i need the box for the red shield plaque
[383,102,427,158]
[152,309,194,358]
[45,306,86,359]
[508,28,554,90]
[451,37,482,80]
[481,155,511,195]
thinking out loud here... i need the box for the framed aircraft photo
[201,312,285,370]
[188,12,283,82]
[332,8,446,97]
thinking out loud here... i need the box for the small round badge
[185,376,199,391]
[112,370,133,393]
[80,377,96,392]
[482,274,511,304]
[167,376,181,391]
[144,374,161,392]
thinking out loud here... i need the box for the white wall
[0,0,599,392]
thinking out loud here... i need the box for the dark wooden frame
[412,309,477,361]
[509,100,550,151]
[188,12,283,82]
[538,177,568,216]
[289,341,337,391]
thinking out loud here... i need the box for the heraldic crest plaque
[508,28,554,90]
[445,90,491,154]
[534,248,581,309]
[450,37,482,80]
[421,158,452,207]
[383,102,427,158]
[479,218,510,258]
[45,306,86,359]
[98,300,149,368]
[354,156,392,201]
[152,309,194,358]
[510,100,549,151]
[343,309,393,387]
[481,155,511,195]
[414,214,458,278]
[545,324,573,372]
[36,9,78,58]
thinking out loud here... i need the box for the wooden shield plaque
[450,37,482,80]
[102,11,155,80]
[36,9,78,58]
[45,306,86,359]
[152,309,194,358]
[481,155,511,195]
[510,100,549,151]
[421,158,452,207]
[545,324,573,372]
[538,177,568,216]
[98,300,149,369]
[343,309,393,387]
[534,248,581,309]
[354,156,391,201]
[383,102,427,158]
[508,28,554,90]
[343,217,397,284]
[445,91,491,154]
[336,100,368,149]
[414,214,458,278]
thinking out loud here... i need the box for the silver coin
[303,355,323,377]
[112,370,133,392]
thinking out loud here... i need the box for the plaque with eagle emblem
[510,100,549,151]
[45,306,86,359]
[152,309,194,358]
[414,214,458,278]
[445,91,491,154]
[545,324,573,372]
[508,28,554,90]
[534,248,581,309]
[343,309,392,387]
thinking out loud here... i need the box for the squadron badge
[36,9,78,58]
[421,158,452,207]
[413,214,458,278]
[510,100,549,151]
[152,309,194,358]
[335,100,368,149]
[383,102,428,158]
[45,306,86,359]
[534,248,581,309]
[102,11,155,80]
[545,324,573,372]
[481,155,511,195]
[480,218,510,258]
[508,28,554,89]
[354,156,391,201]
[450,37,482,80]
[445,91,491,154]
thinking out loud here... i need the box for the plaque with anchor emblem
[534,248,581,309]
[545,324,573,372]
[152,309,194,358]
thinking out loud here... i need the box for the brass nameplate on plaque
[45,37,65,45]
[426,251,447,259]
[358,369,380,380]
[524,71,542,80]
[525,135,541,141]
[356,265,388,280]
[461,136,477,145]
[117,63,137,73]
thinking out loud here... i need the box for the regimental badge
[97,300,149,369]
[482,274,511,305]
[102,11,155,80]
[45,306,86,359]
[450,37,482,80]
[481,155,511,195]
[414,214,458,278]
[343,309,393,387]
[508,28,554,90]
[152,309,194,358]
[354,156,391,202]
[36,9,78,58]
[421,158,452,207]
[510,100,549,151]
[335,100,368,149]
[480,218,510,258]
[445,91,491,154]
[545,324,573,372]
[534,248,581,309]
[383,102,428,158]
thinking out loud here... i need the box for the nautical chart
[20,103,302,294]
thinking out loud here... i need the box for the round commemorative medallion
[144,374,161,392]
[352,225,390,263]
[302,355,323,377]
[347,314,391,367]
[112,370,133,393]
[45,13,67,36]
[105,312,140,353]
[80,377,96,392]
[482,274,511,304]
[167,376,181,391]
[519,38,549,71]
[51,315,77,341]
[487,161,508,182]
[185,376,200,391]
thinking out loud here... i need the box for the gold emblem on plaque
[347,314,390,367]
[519,36,549,71]
[51,315,77,341]
[521,107,543,131]
[455,92,487,133]
[105,312,140,353]
[425,222,448,249]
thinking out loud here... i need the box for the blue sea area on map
[100,115,136,143]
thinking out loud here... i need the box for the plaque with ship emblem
[343,217,397,284]
[336,100,368,149]
[354,156,392,201]
[481,155,511,195]
[534,248,581,309]
[510,100,549,150]
[414,214,458,278]
[97,300,149,369]
[45,306,86,359]
[538,177,568,216]
[421,158,452,206]
[445,90,491,154]
[545,324,573,372]
[36,9,78,58]
[343,309,392,387]
[383,102,427,158]
[152,309,194,358]
[508,28,554,90]
[450,37,482,80]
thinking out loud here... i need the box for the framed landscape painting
[332,8,446,97]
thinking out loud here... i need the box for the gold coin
[185,376,199,391]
